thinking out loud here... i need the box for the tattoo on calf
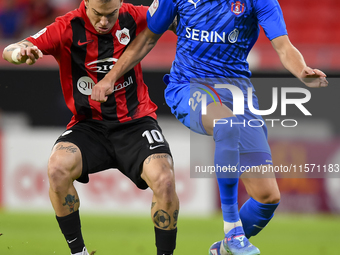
[56,144,77,153]
[151,202,156,209]
[62,194,79,212]
[173,210,179,228]
[153,210,171,229]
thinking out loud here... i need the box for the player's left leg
[141,153,179,255]
[203,102,260,255]
[240,169,280,238]
[235,89,280,240]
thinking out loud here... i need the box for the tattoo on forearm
[151,202,156,209]
[173,210,179,228]
[145,154,171,164]
[56,144,77,153]
[153,210,171,229]
[62,194,79,212]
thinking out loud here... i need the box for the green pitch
[0,211,339,255]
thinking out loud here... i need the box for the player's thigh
[168,83,234,135]
[202,102,234,135]
[53,122,116,183]
[113,117,173,190]
[241,167,280,204]
[49,142,83,181]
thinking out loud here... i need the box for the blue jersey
[147,0,287,83]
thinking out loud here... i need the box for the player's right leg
[141,153,179,255]
[48,141,91,255]
[164,80,259,254]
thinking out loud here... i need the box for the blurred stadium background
[0,0,340,254]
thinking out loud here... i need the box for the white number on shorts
[189,91,207,114]
[142,130,164,144]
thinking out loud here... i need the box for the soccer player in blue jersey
[92,0,328,254]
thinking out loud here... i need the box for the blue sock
[239,197,280,238]
[213,117,240,223]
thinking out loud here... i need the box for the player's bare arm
[271,35,328,88]
[91,28,162,103]
[2,40,43,65]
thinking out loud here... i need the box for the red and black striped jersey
[26,2,157,129]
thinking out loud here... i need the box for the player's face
[85,0,123,34]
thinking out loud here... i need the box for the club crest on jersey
[116,28,130,45]
[231,1,245,16]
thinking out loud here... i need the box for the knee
[48,154,76,193]
[259,189,281,204]
[151,170,176,205]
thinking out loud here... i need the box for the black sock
[56,210,85,254]
[155,227,177,255]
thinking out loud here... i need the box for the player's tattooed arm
[2,40,42,65]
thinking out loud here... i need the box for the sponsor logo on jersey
[31,28,47,39]
[228,28,239,43]
[76,75,133,96]
[148,0,159,17]
[113,76,133,92]
[77,76,95,96]
[188,0,200,9]
[116,28,130,45]
[231,1,245,16]
[87,57,118,73]
[185,27,239,44]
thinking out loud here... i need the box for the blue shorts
[163,75,272,167]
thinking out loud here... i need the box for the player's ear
[84,0,89,9]
[120,0,123,7]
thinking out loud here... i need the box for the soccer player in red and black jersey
[2,0,179,255]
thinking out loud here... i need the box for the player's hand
[16,46,43,65]
[91,77,115,103]
[300,67,328,88]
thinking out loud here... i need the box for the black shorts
[55,116,172,190]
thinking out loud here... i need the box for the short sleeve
[147,0,177,34]
[26,18,64,57]
[255,0,287,41]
